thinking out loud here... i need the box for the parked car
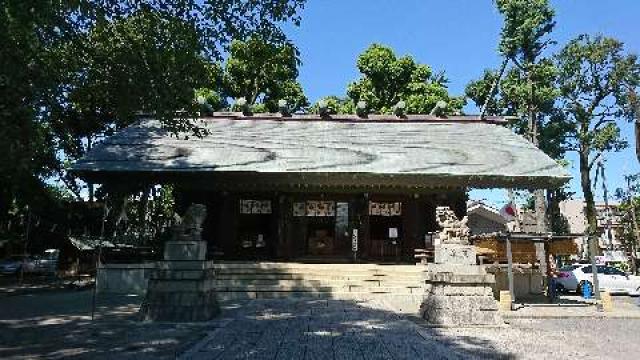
[0,255,36,275]
[556,264,640,296]
[31,249,60,274]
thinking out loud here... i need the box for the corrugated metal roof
[72,114,571,188]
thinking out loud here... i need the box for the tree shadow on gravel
[0,270,518,360]
[0,290,206,360]
[180,298,514,360]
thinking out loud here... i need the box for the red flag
[500,202,517,220]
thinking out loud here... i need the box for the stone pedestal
[163,241,207,261]
[434,244,476,265]
[420,244,501,326]
[140,241,219,322]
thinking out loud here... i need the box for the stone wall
[97,263,155,294]
[485,266,544,299]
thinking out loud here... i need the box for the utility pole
[627,177,639,275]
[589,231,601,303]
[19,207,32,286]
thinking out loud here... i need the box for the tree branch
[589,152,604,171]
[592,115,615,132]
[509,56,525,72]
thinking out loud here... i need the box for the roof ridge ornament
[235,97,250,115]
[278,99,290,116]
[317,99,329,117]
[356,101,368,118]
[393,100,406,117]
[430,100,447,117]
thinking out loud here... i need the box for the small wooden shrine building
[73,112,570,263]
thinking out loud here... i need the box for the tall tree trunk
[546,189,566,234]
[87,137,94,202]
[527,73,548,233]
[579,147,597,233]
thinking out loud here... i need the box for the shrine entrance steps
[212,262,425,313]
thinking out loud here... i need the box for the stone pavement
[2,286,639,359]
[179,299,510,360]
[180,298,640,360]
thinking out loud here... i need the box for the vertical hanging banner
[335,202,349,241]
[352,229,358,252]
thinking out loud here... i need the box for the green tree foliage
[314,44,463,115]
[222,37,308,112]
[556,34,640,232]
[495,0,555,63]
[1,1,72,228]
[68,8,213,132]
[615,174,640,273]
[0,0,305,235]
[309,96,355,115]
[465,62,567,157]
[466,0,566,233]
[108,185,176,250]
[49,8,218,198]
[467,0,557,141]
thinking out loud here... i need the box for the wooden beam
[506,234,515,308]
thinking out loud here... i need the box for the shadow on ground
[2,284,640,359]
[0,289,206,359]
[0,282,515,360]
[180,298,513,360]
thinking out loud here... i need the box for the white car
[556,264,640,296]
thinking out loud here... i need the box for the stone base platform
[420,270,501,326]
[420,244,502,326]
[434,244,476,265]
[140,260,219,322]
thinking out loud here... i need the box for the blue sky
[283,0,640,207]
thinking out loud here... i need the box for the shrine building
[73,112,570,263]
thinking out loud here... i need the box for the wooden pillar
[506,234,515,307]
[220,193,238,258]
[403,196,419,261]
[278,194,292,259]
[544,239,552,301]
[360,193,370,261]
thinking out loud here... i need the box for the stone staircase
[212,262,426,312]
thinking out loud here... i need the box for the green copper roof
[72,114,571,189]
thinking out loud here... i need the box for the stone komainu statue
[435,206,470,245]
[172,204,207,242]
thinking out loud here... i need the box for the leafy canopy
[496,0,556,63]
[0,0,306,228]
[554,34,640,231]
[223,37,308,113]
[315,44,463,115]
[69,8,213,133]
[465,0,562,158]
[467,0,561,233]
[555,34,640,166]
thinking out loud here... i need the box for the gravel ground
[0,285,639,359]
